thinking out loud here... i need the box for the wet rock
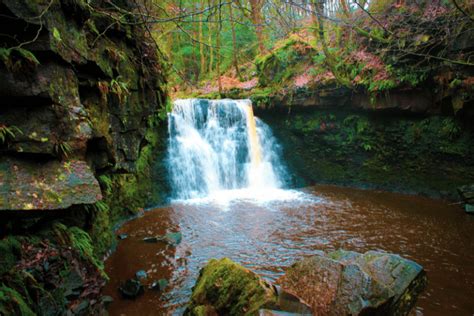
[119,279,144,299]
[458,184,474,202]
[143,232,182,246]
[278,250,426,316]
[272,285,312,315]
[465,204,474,214]
[100,295,114,308]
[164,232,182,246]
[143,236,158,243]
[185,258,312,316]
[118,234,128,240]
[135,270,147,280]
[150,279,168,291]
[185,258,278,315]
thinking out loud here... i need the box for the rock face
[0,0,168,314]
[0,0,169,248]
[185,258,312,316]
[261,110,474,199]
[278,250,427,316]
[0,157,102,210]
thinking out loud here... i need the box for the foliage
[0,48,39,72]
[110,76,130,103]
[52,223,106,276]
[0,125,22,144]
[98,175,113,196]
[53,141,72,159]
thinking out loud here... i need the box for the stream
[104,185,474,315]
[104,99,474,315]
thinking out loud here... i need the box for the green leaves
[0,125,22,144]
[52,27,62,42]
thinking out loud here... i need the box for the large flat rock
[278,250,426,316]
[0,157,102,210]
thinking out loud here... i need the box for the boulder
[278,250,426,316]
[185,258,311,316]
[458,184,474,204]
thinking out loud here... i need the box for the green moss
[0,47,39,72]
[0,236,22,275]
[255,37,314,87]
[186,258,277,316]
[267,109,474,198]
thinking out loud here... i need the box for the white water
[167,99,294,202]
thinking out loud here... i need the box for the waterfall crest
[167,99,287,200]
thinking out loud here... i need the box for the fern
[53,141,72,159]
[0,125,22,144]
[85,200,110,213]
[98,175,113,195]
[110,76,130,103]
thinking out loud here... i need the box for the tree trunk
[228,1,241,79]
[208,0,214,74]
[311,0,352,87]
[249,0,266,55]
[199,0,206,80]
[216,0,223,94]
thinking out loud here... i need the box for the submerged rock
[118,234,128,240]
[465,204,474,214]
[185,258,311,316]
[164,232,182,246]
[150,279,168,291]
[119,279,144,299]
[135,270,147,280]
[457,184,474,204]
[143,236,159,243]
[143,231,182,246]
[278,250,426,316]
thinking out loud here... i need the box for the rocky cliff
[0,0,168,314]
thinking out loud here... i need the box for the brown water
[104,186,474,315]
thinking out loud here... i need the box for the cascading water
[167,99,289,200]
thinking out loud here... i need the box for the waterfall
[167,99,288,200]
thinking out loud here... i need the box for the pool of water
[103,185,474,315]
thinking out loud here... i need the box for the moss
[0,47,39,72]
[0,236,22,276]
[186,258,277,316]
[264,109,474,198]
[255,37,314,88]
[88,202,114,259]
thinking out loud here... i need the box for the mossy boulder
[278,250,426,316]
[185,258,278,316]
[186,258,312,316]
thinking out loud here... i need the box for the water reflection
[104,186,474,316]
